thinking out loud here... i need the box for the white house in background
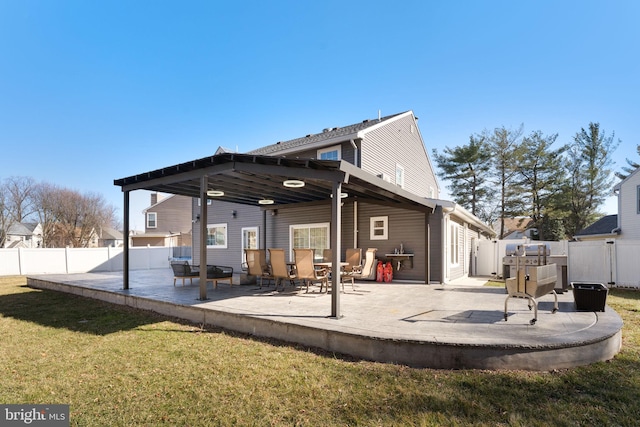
[611,167,640,239]
[4,222,43,248]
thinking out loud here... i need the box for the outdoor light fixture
[231,210,237,218]
[330,192,349,199]
[207,190,224,197]
[283,179,305,188]
[258,198,274,205]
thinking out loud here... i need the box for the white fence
[0,247,173,276]
[476,238,640,289]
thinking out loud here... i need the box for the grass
[1,276,639,426]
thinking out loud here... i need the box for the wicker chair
[170,261,199,286]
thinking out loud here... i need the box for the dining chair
[322,249,333,263]
[294,248,329,293]
[268,248,297,291]
[245,249,273,288]
[349,248,378,284]
[341,248,362,291]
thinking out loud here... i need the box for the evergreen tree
[432,135,494,222]
[516,131,567,240]
[615,144,640,180]
[563,123,619,237]
[488,125,526,239]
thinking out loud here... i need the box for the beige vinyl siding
[145,195,192,235]
[357,202,428,281]
[360,114,438,198]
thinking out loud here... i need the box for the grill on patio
[503,243,559,325]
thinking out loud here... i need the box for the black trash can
[571,282,608,312]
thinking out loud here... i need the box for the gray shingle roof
[247,112,405,155]
[575,214,618,236]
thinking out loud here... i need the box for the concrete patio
[27,270,623,371]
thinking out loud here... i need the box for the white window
[450,223,459,265]
[241,227,259,263]
[637,185,640,214]
[370,216,388,240]
[197,198,212,206]
[395,164,405,188]
[317,145,341,161]
[146,212,157,229]
[206,223,227,248]
[290,223,330,261]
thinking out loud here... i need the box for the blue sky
[2,0,638,229]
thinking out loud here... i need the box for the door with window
[241,227,259,264]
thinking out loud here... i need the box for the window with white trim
[290,223,330,261]
[370,216,388,240]
[450,223,459,265]
[637,185,640,214]
[146,212,157,229]
[395,164,405,188]
[317,145,341,161]
[197,198,212,206]
[206,223,228,248]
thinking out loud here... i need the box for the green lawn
[1,276,639,426]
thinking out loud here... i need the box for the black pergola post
[123,190,130,290]
[330,181,342,318]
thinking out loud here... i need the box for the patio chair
[347,248,377,284]
[206,265,234,289]
[294,248,329,293]
[268,248,297,291]
[245,249,273,288]
[340,248,362,291]
[170,261,199,286]
[322,249,333,263]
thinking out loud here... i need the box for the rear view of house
[115,110,494,285]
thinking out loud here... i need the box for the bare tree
[32,182,118,247]
[5,176,36,222]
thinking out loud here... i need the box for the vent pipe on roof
[378,110,381,121]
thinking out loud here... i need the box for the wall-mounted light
[283,179,305,188]
[231,210,237,218]
[271,209,277,216]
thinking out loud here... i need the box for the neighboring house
[116,111,495,283]
[98,227,124,247]
[611,167,640,239]
[573,214,619,241]
[131,193,193,247]
[574,167,640,241]
[3,222,43,248]
[493,217,535,240]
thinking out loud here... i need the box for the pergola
[114,153,436,318]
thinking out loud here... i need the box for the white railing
[0,246,173,276]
